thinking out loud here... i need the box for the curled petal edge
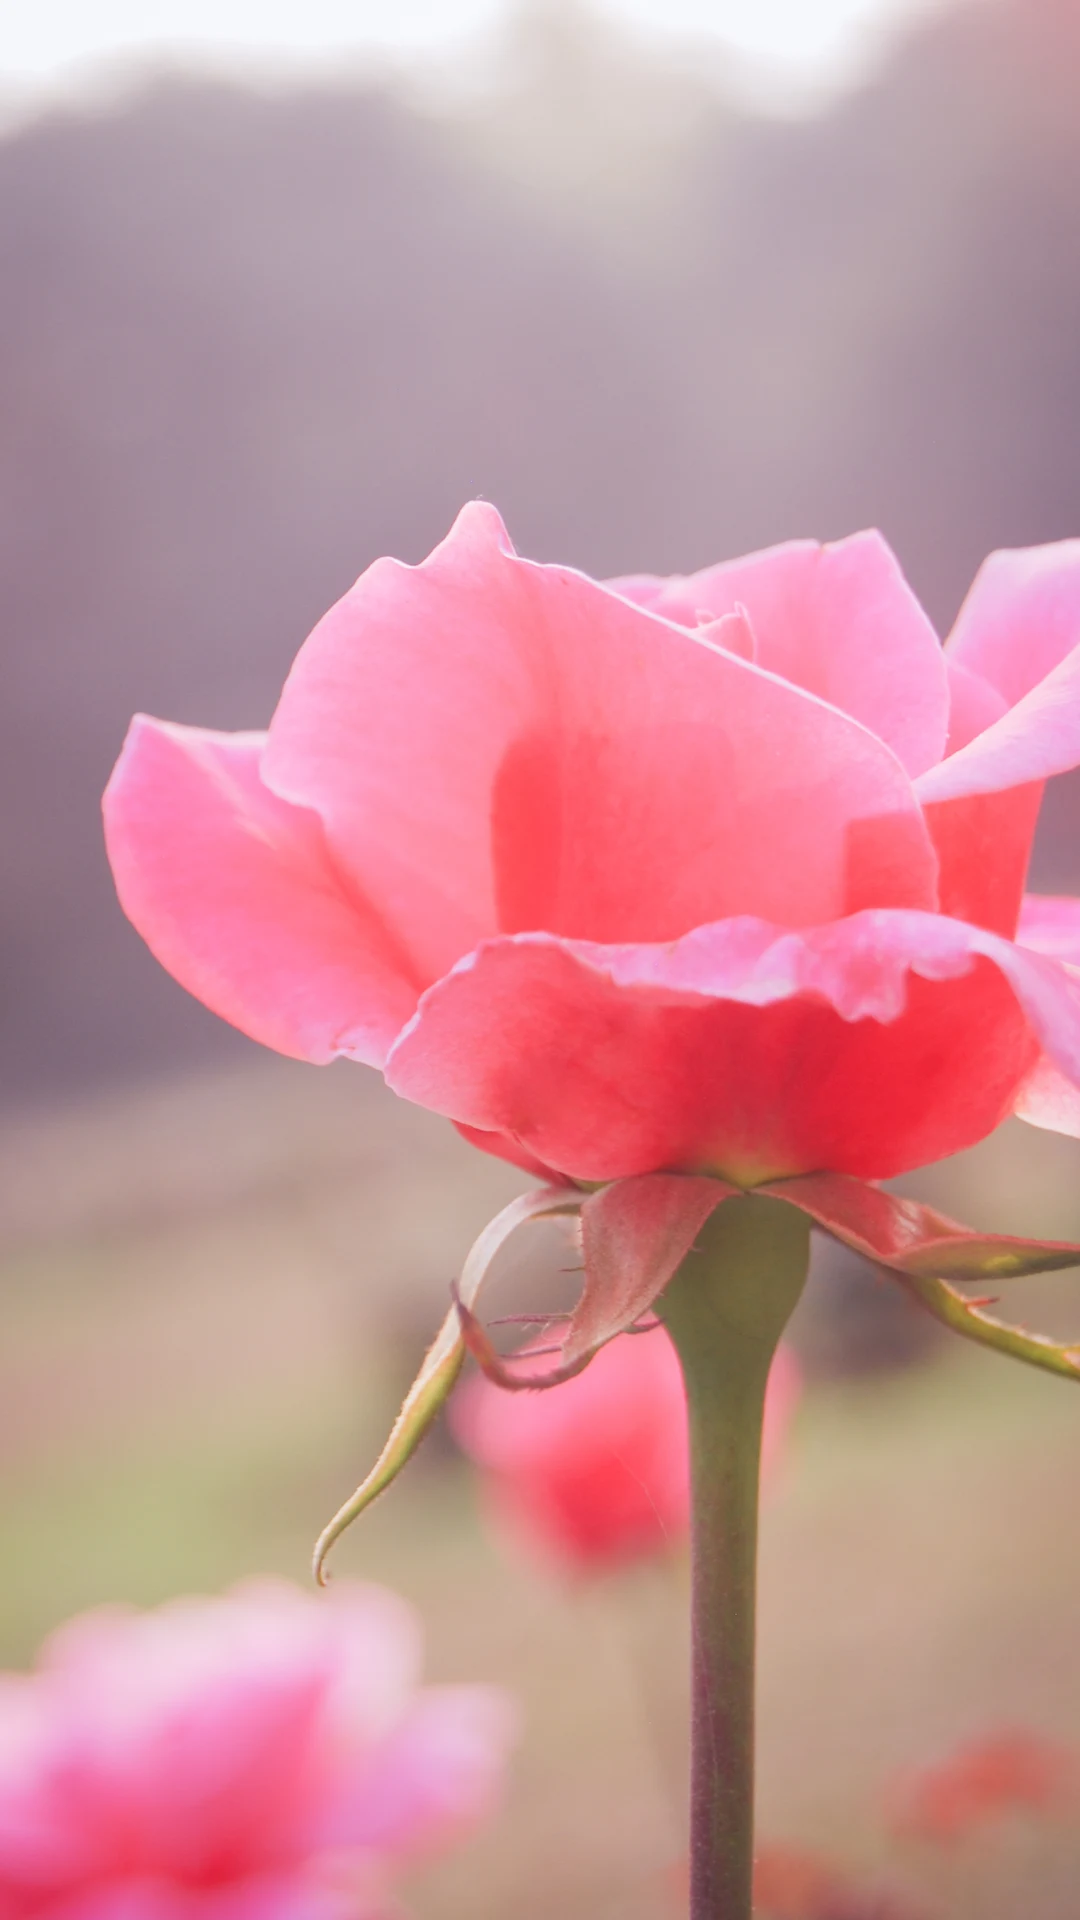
[313,1185,580,1583]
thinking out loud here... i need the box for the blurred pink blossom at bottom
[451,1326,801,1575]
[0,1581,515,1919]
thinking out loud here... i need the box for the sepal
[313,1185,579,1581]
[456,1173,739,1389]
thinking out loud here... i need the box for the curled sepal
[313,1184,580,1582]
[895,1270,1080,1382]
[760,1171,1080,1281]
[456,1172,741,1390]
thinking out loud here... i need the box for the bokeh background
[2,0,1080,1913]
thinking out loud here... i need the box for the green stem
[658,1195,810,1920]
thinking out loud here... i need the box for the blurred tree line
[1,0,1079,1104]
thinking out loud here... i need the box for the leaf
[760,1171,1080,1280]
[312,1184,580,1582]
[455,1172,739,1389]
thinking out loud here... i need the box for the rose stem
[658,1194,810,1920]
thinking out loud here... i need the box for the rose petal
[609,530,949,778]
[1017,892,1080,960]
[946,539,1080,706]
[384,911,1080,1182]
[920,542,1080,803]
[103,719,419,1067]
[945,657,1009,754]
[921,783,1043,935]
[917,644,1080,803]
[264,503,939,970]
[1013,1052,1080,1138]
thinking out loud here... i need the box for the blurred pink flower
[105,507,1080,1189]
[449,1327,800,1574]
[0,1581,515,1919]
[888,1728,1078,1842]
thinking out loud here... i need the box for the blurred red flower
[752,1844,924,1920]
[449,1326,800,1573]
[889,1728,1078,1842]
[0,1580,514,1918]
[106,507,1080,1189]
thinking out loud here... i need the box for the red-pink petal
[103,718,419,1066]
[922,783,1043,936]
[385,912,1080,1183]
[263,504,938,964]
[610,531,949,778]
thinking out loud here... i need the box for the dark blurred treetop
[1,0,1079,1104]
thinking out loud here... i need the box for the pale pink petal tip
[104,716,418,1067]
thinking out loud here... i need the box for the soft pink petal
[945,658,1009,754]
[1013,1052,1080,1137]
[384,911,1080,1182]
[104,719,420,1067]
[916,641,1080,803]
[1010,896,1080,1134]
[945,539,1080,706]
[610,531,949,778]
[1016,892,1080,961]
[322,1687,516,1858]
[263,504,939,965]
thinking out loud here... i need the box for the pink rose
[450,1327,800,1574]
[103,506,1080,1186]
[0,1581,514,1919]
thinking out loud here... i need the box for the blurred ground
[1,1057,1079,1919]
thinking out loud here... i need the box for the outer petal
[1016,892,1080,960]
[103,718,420,1067]
[264,504,939,967]
[384,912,1080,1183]
[1011,892,1080,1137]
[945,539,1080,706]
[920,542,1080,802]
[609,531,949,778]
[916,643,1080,803]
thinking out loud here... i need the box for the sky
[0,0,952,109]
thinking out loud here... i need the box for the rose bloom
[104,507,1080,1185]
[0,1580,514,1920]
[450,1329,800,1574]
